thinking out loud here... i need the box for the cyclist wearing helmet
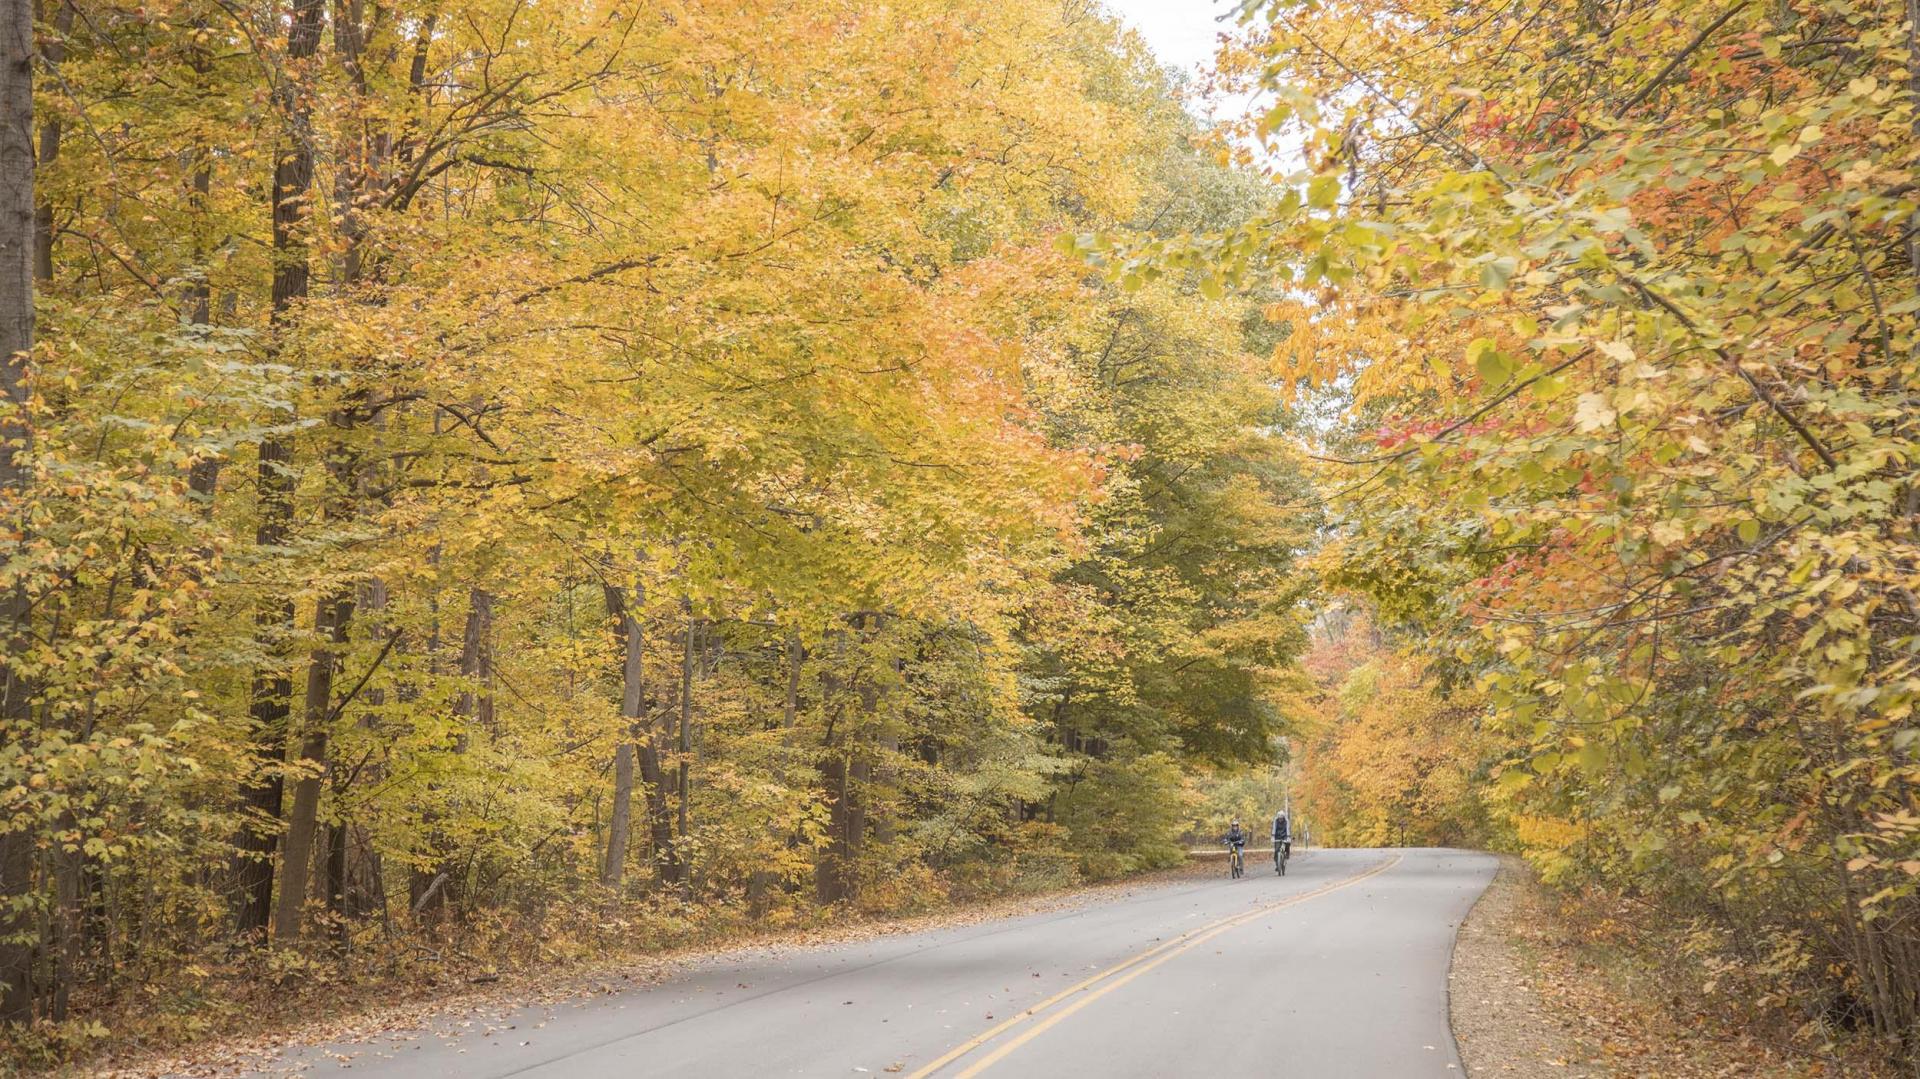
[1272,810,1292,874]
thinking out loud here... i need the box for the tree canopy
[0,0,1310,1057]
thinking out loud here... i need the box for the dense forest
[3,0,1920,1070]
[0,0,1310,1061]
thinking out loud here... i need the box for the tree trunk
[408,549,448,921]
[845,643,872,867]
[338,573,387,926]
[750,636,805,913]
[233,468,291,938]
[18,0,76,1023]
[48,838,78,1021]
[814,630,860,905]
[183,35,218,502]
[638,739,679,886]
[455,589,495,736]
[184,153,220,504]
[816,748,863,905]
[675,607,695,885]
[237,0,325,942]
[234,625,289,932]
[0,0,36,1024]
[600,583,644,888]
[29,0,65,285]
[604,744,635,886]
[272,586,352,941]
[415,587,491,920]
[324,820,347,944]
[1907,0,1920,308]
[869,618,897,847]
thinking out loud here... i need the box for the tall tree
[236,0,328,941]
[0,0,34,1026]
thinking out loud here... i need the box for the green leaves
[1478,256,1517,291]
[1469,338,1512,384]
[1307,174,1343,210]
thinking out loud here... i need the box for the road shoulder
[1448,855,1833,1077]
[1448,855,1593,1077]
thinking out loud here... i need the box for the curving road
[242,848,1496,1078]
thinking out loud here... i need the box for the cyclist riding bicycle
[1223,818,1248,877]
[1272,810,1292,874]
[1224,818,1247,851]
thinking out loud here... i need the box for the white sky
[1101,0,1237,76]
[1100,0,1263,131]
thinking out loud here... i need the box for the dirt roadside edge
[1449,855,1595,1077]
[1449,854,1854,1078]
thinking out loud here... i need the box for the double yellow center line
[906,854,1403,1078]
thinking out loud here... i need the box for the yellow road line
[902,914,1213,1078]
[908,854,1402,1079]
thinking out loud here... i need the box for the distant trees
[1295,612,1491,850]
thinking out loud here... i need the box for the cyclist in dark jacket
[1224,819,1248,849]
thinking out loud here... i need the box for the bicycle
[1227,842,1245,879]
[1273,839,1291,876]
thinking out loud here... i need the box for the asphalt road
[243,848,1496,1078]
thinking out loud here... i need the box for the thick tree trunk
[273,418,363,943]
[0,0,36,1024]
[29,0,64,285]
[232,493,291,938]
[814,630,860,905]
[815,752,856,905]
[272,587,352,941]
[48,837,77,1020]
[638,739,679,885]
[277,0,395,946]
[845,649,873,873]
[604,744,635,886]
[455,589,494,735]
[18,0,76,1022]
[868,617,897,847]
[408,549,448,921]
[237,0,324,942]
[600,584,645,888]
